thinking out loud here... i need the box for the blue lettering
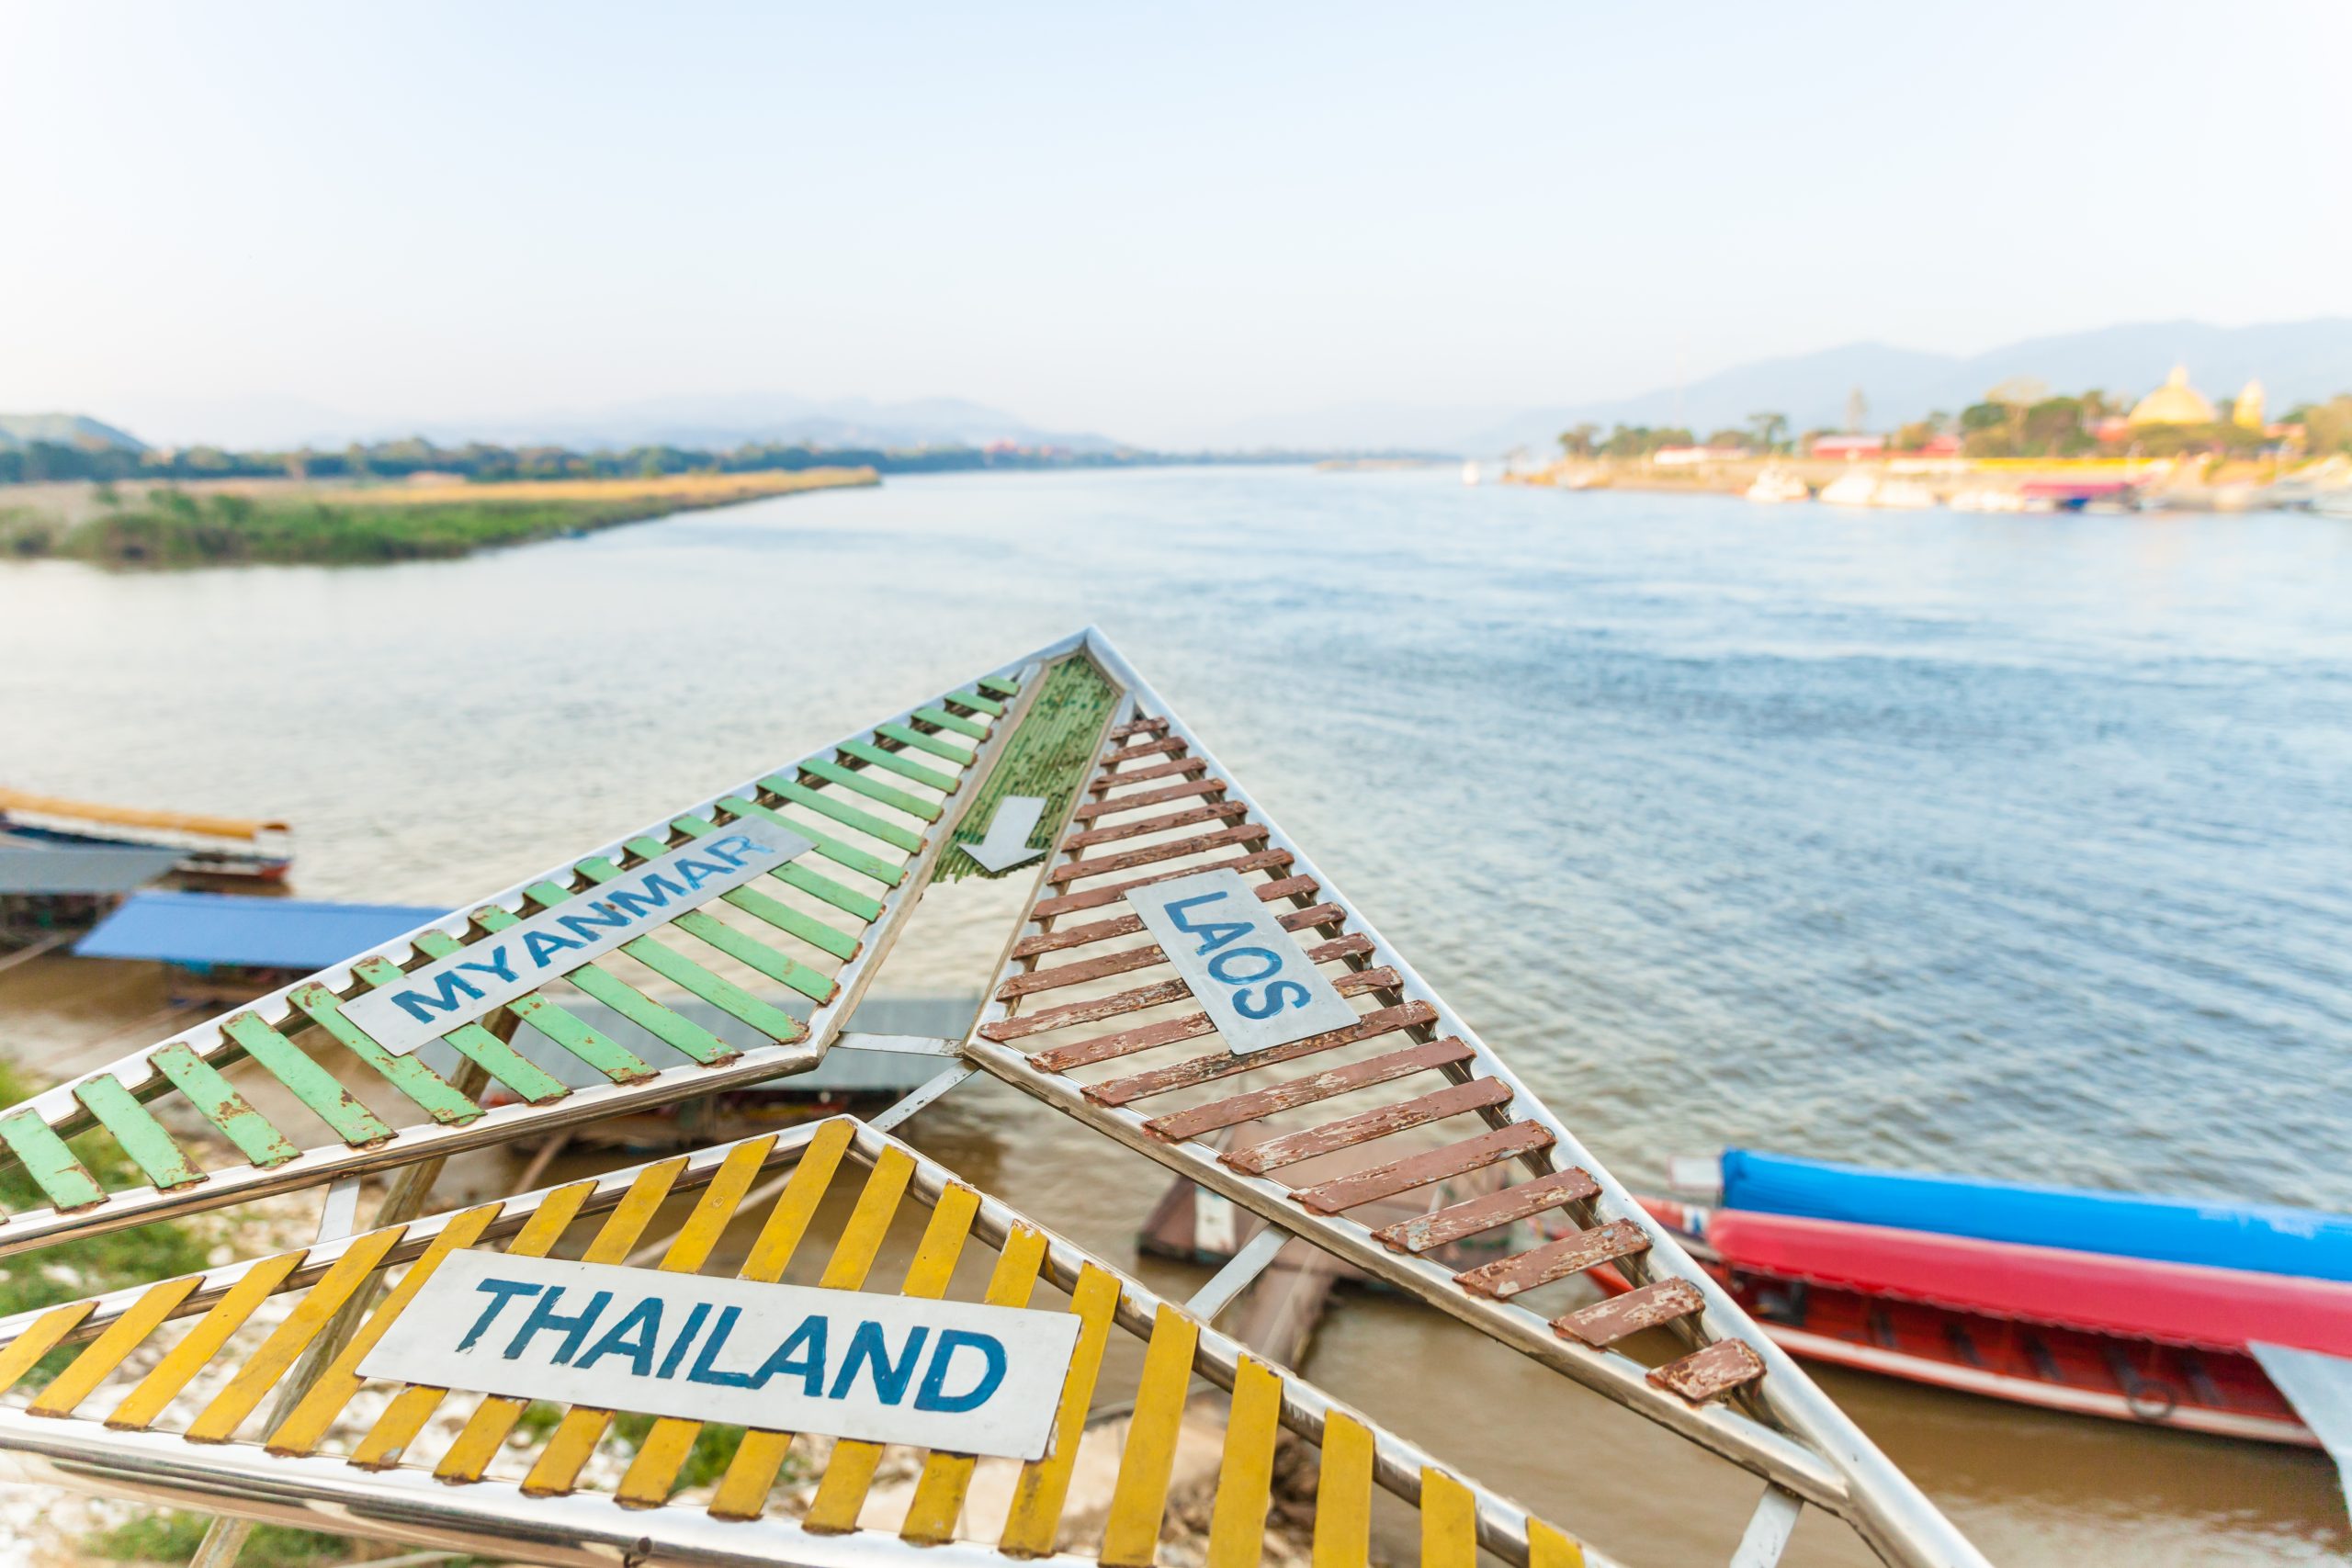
[523,928,583,967]
[752,1315,829,1396]
[558,902,631,942]
[390,969,485,1025]
[687,1304,756,1388]
[827,1321,930,1405]
[456,945,517,984]
[1235,980,1311,1020]
[1163,891,1230,933]
[913,1330,1006,1414]
[503,1286,613,1365]
[673,856,729,891]
[701,833,767,868]
[1207,946,1283,986]
[575,1296,663,1376]
[456,1279,544,1352]
[656,1302,713,1380]
[1185,919,1253,954]
[607,874,687,920]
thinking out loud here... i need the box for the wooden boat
[0,788,292,879]
[1592,1150,2352,1449]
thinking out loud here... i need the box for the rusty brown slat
[1101,736,1189,764]
[1110,716,1169,741]
[1069,777,1228,821]
[1453,1218,1650,1301]
[1372,1167,1600,1254]
[1142,1036,1474,1143]
[1000,931,1374,1002]
[1088,757,1211,791]
[1046,823,1265,886]
[1010,888,1331,960]
[1032,850,1295,919]
[1648,1338,1768,1404]
[1061,800,1253,851]
[1085,1001,1440,1107]
[1014,964,1399,1062]
[1292,1120,1554,1215]
[1555,1279,1706,1348]
[1224,1077,1515,1176]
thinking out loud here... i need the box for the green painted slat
[978,675,1021,697]
[599,844,836,1005]
[288,985,485,1126]
[789,760,941,822]
[72,1077,204,1190]
[912,705,989,740]
[838,740,959,795]
[461,911,663,1077]
[949,689,1006,717]
[876,721,976,764]
[220,1013,394,1147]
[519,883,808,1047]
[719,796,904,887]
[770,859,885,922]
[352,950,571,1103]
[0,1110,107,1211]
[668,818,860,960]
[763,780,923,852]
[149,1043,300,1168]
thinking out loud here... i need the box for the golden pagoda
[2233,378,2267,429]
[2129,364,2217,426]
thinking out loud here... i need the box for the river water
[2,467,2348,1562]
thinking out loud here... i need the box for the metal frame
[956,627,1988,1568]
[0,1117,1623,1568]
[0,634,1091,1256]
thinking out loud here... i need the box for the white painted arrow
[961,795,1048,873]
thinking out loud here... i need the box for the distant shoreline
[0,468,878,568]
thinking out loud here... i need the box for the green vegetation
[84,1510,355,1568]
[940,658,1116,882]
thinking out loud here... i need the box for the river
[3,466,2348,1562]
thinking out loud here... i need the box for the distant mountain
[1453,318,2352,455]
[414,392,1131,455]
[0,412,147,453]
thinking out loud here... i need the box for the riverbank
[1505,452,2342,513]
[0,468,878,567]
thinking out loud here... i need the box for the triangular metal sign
[0,1117,1611,1567]
[0,652,1046,1258]
[953,631,1985,1568]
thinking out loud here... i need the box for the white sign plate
[360,1251,1083,1460]
[1125,868,1358,1054]
[343,828,812,1055]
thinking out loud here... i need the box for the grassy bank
[0,468,878,567]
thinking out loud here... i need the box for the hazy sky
[5,2,2347,447]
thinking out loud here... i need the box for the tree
[1556,423,1600,458]
[1702,428,1749,450]
[1747,411,1789,453]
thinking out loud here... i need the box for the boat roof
[74,890,449,968]
[0,787,288,841]
[0,834,182,896]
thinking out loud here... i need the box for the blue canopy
[75,890,446,970]
[1721,1148,2352,1284]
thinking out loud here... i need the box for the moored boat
[1745,467,1809,503]
[1592,1149,2352,1450]
[0,788,292,880]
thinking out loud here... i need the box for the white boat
[1461,460,1479,486]
[1871,479,1938,509]
[2313,489,2352,518]
[1745,467,1808,503]
[1817,471,1879,507]
[1948,489,2025,513]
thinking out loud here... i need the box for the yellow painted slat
[435,1160,685,1483]
[348,1180,595,1471]
[805,1183,981,1533]
[1204,1356,1283,1568]
[1529,1516,1589,1568]
[522,1139,776,1498]
[1100,1302,1203,1566]
[1420,1466,1478,1568]
[264,1204,503,1456]
[707,1143,915,1522]
[0,1303,96,1397]
[1310,1409,1375,1568]
[186,1228,407,1444]
[998,1263,1123,1557]
[617,1119,856,1508]
[107,1254,306,1431]
[28,1277,204,1416]
[900,1223,1049,1545]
